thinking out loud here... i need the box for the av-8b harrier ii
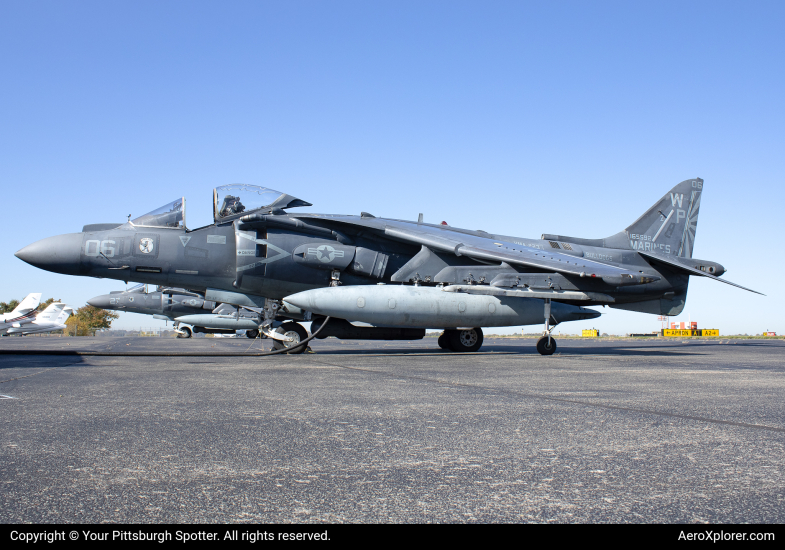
[15,178,759,354]
[87,284,272,340]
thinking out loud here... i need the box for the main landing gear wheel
[272,322,309,354]
[536,336,556,355]
[246,329,259,339]
[448,327,484,352]
[437,332,451,350]
[176,326,192,339]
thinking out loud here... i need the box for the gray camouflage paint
[16,178,759,333]
[85,288,264,332]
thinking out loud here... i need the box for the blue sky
[1,1,782,334]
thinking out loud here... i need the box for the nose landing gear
[257,299,309,353]
[271,322,309,354]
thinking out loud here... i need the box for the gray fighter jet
[15,179,759,354]
[87,284,268,339]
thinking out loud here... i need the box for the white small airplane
[0,293,42,335]
[7,304,73,336]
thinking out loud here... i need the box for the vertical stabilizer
[34,303,66,323]
[11,293,42,316]
[625,178,703,258]
[56,307,73,324]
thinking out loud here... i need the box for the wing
[293,215,650,285]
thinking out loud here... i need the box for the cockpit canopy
[132,198,185,229]
[122,186,309,229]
[213,184,311,223]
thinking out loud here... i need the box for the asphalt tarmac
[1,336,783,523]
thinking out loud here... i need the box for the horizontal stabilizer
[639,251,763,295]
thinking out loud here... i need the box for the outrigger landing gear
[245,329,259,339]
[175,324,192,339]
[536,336,556,355]
[536,298,557,355]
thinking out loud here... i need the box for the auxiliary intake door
[233,225,290,289]
[235,228,265,288]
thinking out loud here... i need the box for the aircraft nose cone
[87,295,111,309]
[15,233,83,275]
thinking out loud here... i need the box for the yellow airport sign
[663,329,719,337]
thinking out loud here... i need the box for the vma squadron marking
[16,179,761,355]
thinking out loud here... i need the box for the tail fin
[56,307,73,324]
[11,293,42,316]
[625,178,703,258]
[35,303,66,323]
